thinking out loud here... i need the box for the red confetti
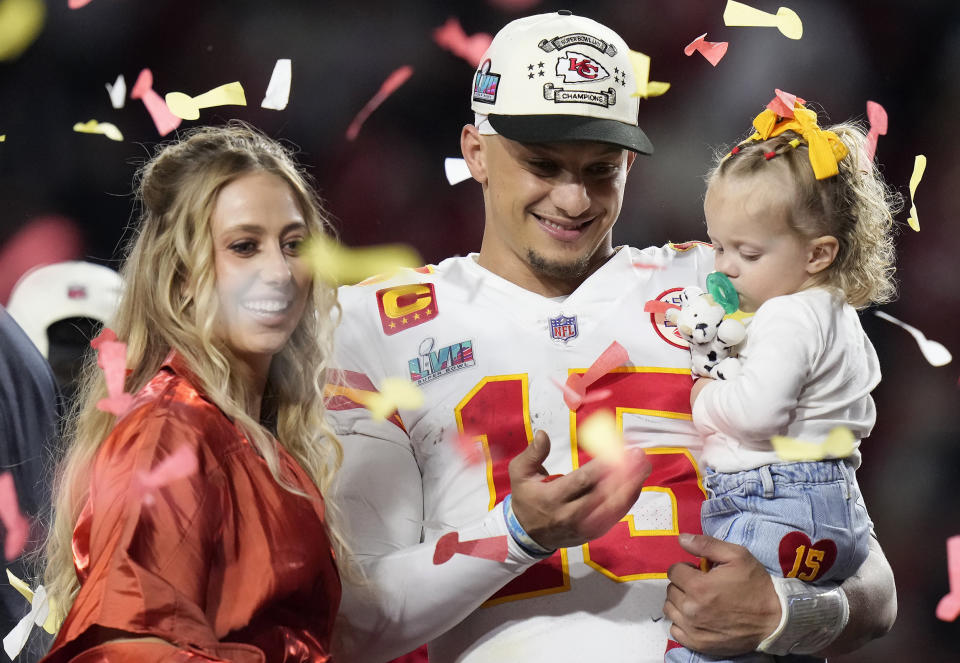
[433,18,492,69]
[68,0,93,7]
[766,88,805,118]
[91,329,134,416]
[130,68,182,137]
[0,473,30,561]
[643,300,681,315]
[936,535,960,621]
[564,341,630,410]
[631,261,666,270]
[864,100,888,162]
[454,431,485,465]
[346,66,414,142]
[136,445,199,505]
[433,531,509,564]
[683,33,729,67]
[550,377,611,408]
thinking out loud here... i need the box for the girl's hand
[690,376,715,406]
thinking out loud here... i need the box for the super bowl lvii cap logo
[473,60,500,104]
[377,283,439,336]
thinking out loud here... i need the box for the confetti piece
[68,0,93,8]
[261,58,291,110]
[91,328,134,416]
[444,157,472,185]
[723,0,803,40]
[130,68,181,137]
[166,81,247,121]
[874,310,951,367]
[631,260,666,270]
[936,535,960,621]
[905,154,926,232]
[0,0,46,61]
[433,531,509,564]
[5,570,59,634]
[302,235,422,286]
[0,135,5,142]
[766,88,805,118]
[105,74,126,109]
[577,411,627,465]
[627,50,670,99]
[643,299,680,314]
[73,119,123,142]
[864,100,887,162]
[136,446,199,506]
[0,474,29,561]
[346,65,414,141]
[2,579,52,659]
[550,378,611,408]
[355,377,423,421]
[433,18,493,69]
[453,432,484,465]
[683,33,729,67]
[771,426,855,462]
[564,341,630,410]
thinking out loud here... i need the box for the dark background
[1,1,958,660]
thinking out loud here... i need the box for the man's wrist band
[503,494,555,558]
[756,576,849,656]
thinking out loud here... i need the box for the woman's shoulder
[102,366,244,470]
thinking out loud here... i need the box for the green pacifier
[706,272,739,314]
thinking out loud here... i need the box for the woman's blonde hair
[708,119,902,308]
[43,122,347,621]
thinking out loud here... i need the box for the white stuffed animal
[665,287,746,380]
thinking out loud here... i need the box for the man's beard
[526,248,593,282]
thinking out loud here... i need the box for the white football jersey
[329,243,714,663]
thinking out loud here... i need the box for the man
[329,11,895,662]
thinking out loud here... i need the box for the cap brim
[488,114,653,154]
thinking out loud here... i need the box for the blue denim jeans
[664,460,872,663]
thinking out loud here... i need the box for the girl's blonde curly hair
[709,119,902,309]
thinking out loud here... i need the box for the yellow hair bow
[748,102,848,180]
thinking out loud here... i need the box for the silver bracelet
[756,577,849,656]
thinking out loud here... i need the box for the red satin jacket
[41,354,341,662]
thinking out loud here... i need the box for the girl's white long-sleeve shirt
[693,288,880,472]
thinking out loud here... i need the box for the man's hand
[664,533,781,656]
[508,430,652,551]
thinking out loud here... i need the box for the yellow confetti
[0,135,5,142]
[165,82,247,121]
[627,50,670,99]
[906,154,926,232]
[5,569,61,633]
[356,377,424,420]
[0,0,45,61]
[302,235,422,285]
[577,410,626,464]
[770,426,855,462]
[73,119,123,142]
[723,0,803,40]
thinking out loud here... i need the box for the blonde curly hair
[708,119,902,309]
[43,122,348,622]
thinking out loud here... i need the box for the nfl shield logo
[549,314,578,342]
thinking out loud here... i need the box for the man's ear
[806,235,839,275]
[460,124,487,184]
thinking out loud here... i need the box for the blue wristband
[503,494,555,558]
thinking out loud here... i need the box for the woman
[41,123,345,662]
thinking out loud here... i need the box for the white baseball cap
[6,261,123,358]
[471,10,653,154]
